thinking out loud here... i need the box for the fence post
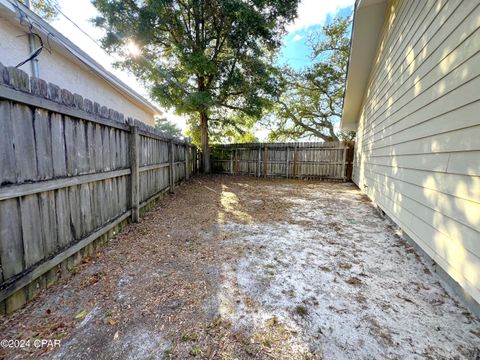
[263,145,268,178]
[235,148,238,174]
[185,141,190,181]
[342,142,348,181]
[168,140,175,193]
[221,149,224,173]
[293,145,297,178]
[128,119,139,222]
[257,145,261,177]
[229,151,233,175]
[193,147,198,174]
[346,141,354,181]
[286,146,290,178]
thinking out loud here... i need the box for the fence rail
[211,141,354,180]
[0,64,197,313]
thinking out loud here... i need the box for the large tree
[92,0,299,172]
[266,16,354,142]
[154,117,182,138]
[186,112,259,145]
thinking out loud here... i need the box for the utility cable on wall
[11,0,46,72]
[8,0,159,109]
[7,0,121,80]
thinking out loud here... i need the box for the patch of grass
[267,316,279,327]
[294,305,308,317]
[262,336,273,348]
[244,345,256,356]
[180,332,196,342]
[190,345,202,357]
[205,315,231,336]
[163,347,173,358]
[104,309,113,318]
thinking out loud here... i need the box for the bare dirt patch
[0,175,479,359]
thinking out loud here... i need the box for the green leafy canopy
[265,16,355,142]
[91,0,299,114]
[154,117,182,138]
[92,0,300,171]
[21,0,59,21]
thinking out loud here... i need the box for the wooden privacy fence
[0,64,197,313]
[211,142,354,180]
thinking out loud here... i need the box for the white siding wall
[353,0,480,304]
[0,16,155,125]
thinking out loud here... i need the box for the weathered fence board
[0,64,196,312]
[211,142,354,180]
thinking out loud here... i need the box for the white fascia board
[341,0,387,130]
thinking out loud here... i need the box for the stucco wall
[353,0,480,305]
[0,16,155,126]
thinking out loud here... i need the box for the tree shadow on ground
[0,175,478,359]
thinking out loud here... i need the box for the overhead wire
[43,0,106,52]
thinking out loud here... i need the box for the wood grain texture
[129,124,139,222]
[211,142,352,180]
[0,78,194,309]
[21,195,44,268]
[0,101,16,185]
[0,199,23,280]
[12,104,37,182]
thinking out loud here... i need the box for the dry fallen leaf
[1,177,478,359]
[74,310,87,320]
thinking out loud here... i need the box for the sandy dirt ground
[0,175,479,359]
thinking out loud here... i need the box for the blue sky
[279,6,354,70]
[51,0,355,133]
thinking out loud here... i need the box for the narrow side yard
[0,176,479,359]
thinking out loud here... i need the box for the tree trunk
[200,111,210,173]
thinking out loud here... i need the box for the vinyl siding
[353,0,480,304]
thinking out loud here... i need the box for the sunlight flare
[126,39,141,57]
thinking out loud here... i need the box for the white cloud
[292,34,303,42]
[287,0,355,33]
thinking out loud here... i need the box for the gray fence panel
[0,65,196,311]
[211,141,354,180]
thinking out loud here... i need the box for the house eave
[341,0,388,131]
[0,0,162,117]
